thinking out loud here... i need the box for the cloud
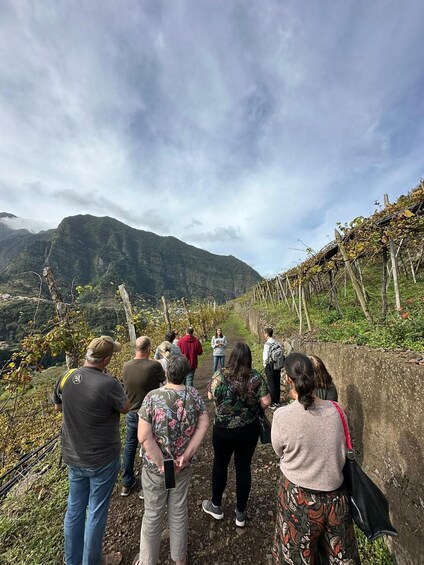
[184,219,202,230]
[0,0,423,276]
[0,215,50,233]
[186,226,242,244]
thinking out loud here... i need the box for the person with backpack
[262,328,284,409]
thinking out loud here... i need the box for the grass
[243,264,424,352]
[0,448,68,565]
[355,528,396,564]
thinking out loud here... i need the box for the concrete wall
[294,339,424,565]
[238,307,424,564]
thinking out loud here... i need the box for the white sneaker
[202,499,224,520]
[235,509,246,527]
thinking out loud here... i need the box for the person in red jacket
[178,326,203,387]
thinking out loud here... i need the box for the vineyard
[238,182,424,353]
[0,184,422,564]
[0,286,228,483]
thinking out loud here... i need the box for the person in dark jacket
[177,326,203,387]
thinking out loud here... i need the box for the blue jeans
[122,411,139,487]
[185,369,195,387]
[212,355,225,373]
[64,456,120,565]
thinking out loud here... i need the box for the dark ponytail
[284,353,315,410]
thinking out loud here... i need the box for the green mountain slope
[0,214,262,303]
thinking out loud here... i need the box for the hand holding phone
[164,459,176,490]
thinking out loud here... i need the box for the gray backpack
[267,342,285,370]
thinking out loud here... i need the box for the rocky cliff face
[0,214,262,303]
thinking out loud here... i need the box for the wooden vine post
[161,296,172,332]
[407,250,417,283]
[43,267,79,368]
[381,242,388,321]
[334,230,373,324]
[182,297,192,326]
[287,277,300,317]
[328,269,341,314]
[277,276,291,310]
[258,283,266,304]
[265,279,274,305]
[118,284,136,343]
[298,280,303,335]
[384,194,402,311]
[301,284,312,331]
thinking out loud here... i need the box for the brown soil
[103,331,279,565]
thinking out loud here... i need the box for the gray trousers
[140,466,192,564]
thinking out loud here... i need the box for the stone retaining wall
[237,306,424,564]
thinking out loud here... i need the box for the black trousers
[211,420,259,513]
[265,364,281,404]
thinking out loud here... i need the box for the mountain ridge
[0,213,262,303]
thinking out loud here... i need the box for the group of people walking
[54,324,359,565]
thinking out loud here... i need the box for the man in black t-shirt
[53,335,130,565]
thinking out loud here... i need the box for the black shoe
[121,479,136,496]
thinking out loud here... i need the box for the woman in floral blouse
[134,355,209,565]
[202,342,271,528]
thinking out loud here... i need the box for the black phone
[164,459,176,490]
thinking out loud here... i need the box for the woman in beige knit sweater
[271,352,360,564]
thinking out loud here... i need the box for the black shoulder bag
[258,406,271,444]
[331,401,397,541]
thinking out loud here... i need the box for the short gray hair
[135,336,151,352]
[86,352,103,364]
[168,355,190,385]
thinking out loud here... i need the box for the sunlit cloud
[0,0,423,276]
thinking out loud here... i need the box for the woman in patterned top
[202,342,271,527]
[133,355,209,565]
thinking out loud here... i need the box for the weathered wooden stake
[118,284,136,343]
[298,281,303,335]
[335,230,373,323]
[265,279,275,305]
[161,296,172,332]
[407,249,417,284]
[182,297,192,326]
[302,285,312,331]
[384,194,401,311]
[287,278,300,318]
[277,276,291,309]
[381,245,388,321]
[43,267,79,368]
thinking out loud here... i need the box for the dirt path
[104,330,279,565]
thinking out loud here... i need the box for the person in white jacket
[262,327,281,409]
[211,328,228,373]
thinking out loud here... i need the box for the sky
[0,1,423,277]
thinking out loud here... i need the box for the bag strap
[330,401,353,451]
[59,368,77,393]
[175,387,187,437]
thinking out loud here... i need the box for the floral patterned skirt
[272,474,360,565]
